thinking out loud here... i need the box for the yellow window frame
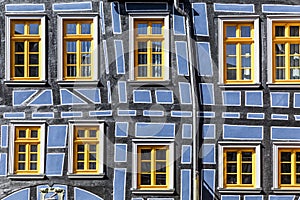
[63,20,94,80]
[73,126,99,174]
[278,148,300,188]
[272,22,300,83]
[134,19,164,81]
[223,22,254,84]
[137,145,169,189]
[10,20,41,80]
[223,148,256,188]
[14,126,40,174]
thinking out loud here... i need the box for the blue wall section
[0,153,7,176]
[269,196,295,200]
[6,4,45,12]
[3,112,25,119]
[118,81,127,103]
[222,112,240,119]
[182,145,192,164]
[272,114,288,120]
[214,3,254,13]
[1,125,8,148]
[173,5,186,35]
[118,110,136,116]
[223,125,263,140]
[113,168,126,200]
[183,124,192,139]
[202,144,215,164]
[115,144,127,162]
[294,93,300,108]
[29,90,53,106]
[192,3,209,36]
[60,89,86,105]
[13,90,37,106]
[179,82,192,104]
[181,170,191,200]
[202,169,215,199]
[115,40,125,74]
[222,91,241,106]
[262,4,300,13]
[61,112,82,118]
[245,91,263,107]
[221,196,239,200]
[47,125,67,148]
[136,123,175,138]
[196,42,213,76]
[75,187,103,200]
[155,90,173,104]
[53,2,92,11]
[199,83,214,105]
[272,127,300,140]
[247,113,265,120]
[271,92,289,108]
[115,122,128,137]
[46,153,64,176]
[32,112,54,119]
[175,41,189,75]
[143,110,164,117]
[133,90,152,103]
[3,188,29,200]
[203,124,215,139]
[75,89,101,103]
[198,112,215,118]
[111,2,122,34]
[171,111,192,117]
[244,196,263,200]
[89,111,112,117]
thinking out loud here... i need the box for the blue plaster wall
[45,153,65,176]
[202,144,215,164]
[181,169,191,200]
[111,2,121,34]
[2,188,29,200]
[203,124,215,139]
[115,122,128,137]
[74,187,103,200]
[199,83,214,105]
[115,144,127,162]
[135,123,175,138]
[192,3,209,36]
[113,168,126,200]
[214,3,254,13]
[1,125,8,148]
[182,145,192,164]
[223,125,263,140]
[196,42,213,76]
[222,91,241,106]
[179,82,192,104]
[47,125,68,148]
[175,41,189,75]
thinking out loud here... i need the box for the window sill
[130,188,175,194]
[218,188,262,194]
[218,83,261,89]
[4,80,48,86]
[57,80,99,87]
[127,80,171,87]
[267,83,300,89]
[8,174,45,179]
[67,173,105,179]
[272,188,300,193]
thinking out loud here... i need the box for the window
[218,143,261,190]
[218,17,259,85]
[8,122,46,178]
[5,16,46,83]
[57,15,98,83]
[129,14,169,81]
[68,122,104,178]
[132,141,174,192]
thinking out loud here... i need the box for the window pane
[227,164,237,173]
[15,24,24,34]
[81,24,91,34]
[78,145,84,152]
[138,54,147,64]
[156,149,166,160]
[138,42,147,52]
[19,145,25,152]
[152,23,162,34]
[156,174,166,185]
[30,163,37,170]
[18,154,25,161]
[137,23,147,34]
[31,145,37,152]
[30,154,37,161]
[81,66,91,77]
[81,41,91,52]
[152,42,162,52]
[18,163,25,170]
[15,67,24,77]
[19,130,26,138]
[242,69,251,80]
[67,66,76,77]
[89,130,97,137]
[276,69,285,80]
[89,153,96,161]
[29,42,39,52]
[276,56,285,67]
[81,54,91,64]
[29,67,39,77]
[297,175,300,184]
[241,26,251,37]
[242,175,252,184]
[89,145,96,152]
[141,174,151,185]
[152,54,161,64]
[138,66,147,77]
[290,26,299,37]
[226,26,236,37]
[156,162,166,172]
[152,66,162,77]
[15,54,24,65]
[31,130,38,138]
[89,162,96,169]
[276,44,285,54]
[296,164,300,173]
[29,24,39,34]
[242,163,252,173]
[297,152,300,161]
[29,55,39,64]
[226,152,237,161]
[141,162,151,172]
[67,54,76,64]
[281,163,291,173]
[275,26,285,37]
[15,42,24,52]
[67,42,76,52]
[77,154,84,160]
[281,175,291,184]
[227,175,237,184]
[291,69,300,79]
[67,24,76,34]
[242,152,252,161]
[141,149,151,160]
[281,152,291,161]
[77,130,85,137]
[77,162,84,170]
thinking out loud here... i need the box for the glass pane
[89,130,97,137]
[227,164,237,173]
[77,130,85,137]
[226,152,237,161]
[19,130,26,138]
[29,24,39,34]
[67,42,76,52]
[276,69,285,80]
[242,163,252,173]
[138,54,147,64]
[290,26,299,37]
[90,145,96,152]
[291,69,300,80]
[15,42,24,52]
[29,55,39,64]
[29,42,39,52]
[77,162,84,170]
[242,44,251,55]
[241,26,251,37]
[242,152,252,161]
[15,67,24,77]
[138,66,147,77]
[30,145,37,152]
[297,164,300,173]
[81,41,91,52]
[152,54,161,64]
[29,66,39,77]
[242,175,252,184]
[31,130,38,138]
[141,174,151,185]
[156,149,166,160]
[67,66,76,77]
[152,42,162,52]
[89,162,96,169]
[78,145,84,152]
[297,175,300,184]
[141,149,151,160]
[18,154,25,161]
[67,54,76,64]
[77,154,84,160]
[81,24,91,34]
[67,24,76,34]
[227,175,237,184]
[276,56,285,67]
[290,44,300,54]
[281,163,291,173]
[15,24,24,34]
[226,26,236,37]
[19,145,26,152]
[138,42,147,52]
[156,162,166,172]
[81,66,91,77]
[281,152,291,161]
[15,54,24,65]
[152,23,162,34]
[81,54,91,64]
[226,44,236,55]
[89,153,96,161]
[30,154,37,161]
[152,66,162,77]
[137,23,147,34]
[18,163,25,170]
[30,163,37,170]
[291,59,300,67]
[281,175,291,184]
[275,26,285,37]
[276,44,285,54]
[141,162,151,172]
[297,152,300,161]
[156,174,166,185]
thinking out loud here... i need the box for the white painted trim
[271,114,289,120]
[99,1,105,35]
[107,81,111,104]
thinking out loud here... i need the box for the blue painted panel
[111,2,122,34]
[47,125,67,148]
[60,89,86,105]
[103,40,109,74]
[272,127,300,140]
[176,42,189,75]
[143,110,164,117]
[1,126,8,148]
[272,114,288,120]
[46,153,64,176]
[222,112,240,119]
[192,3,209,36]
[118,81,127,103]
[3,112,25,119]
[107,81,111,103]
[198,112,215,118]
[3,188,29,200]
[294,93,300,108]
[197,42,213,76]
[13,90,37,106]
[214,3,254,13]
[155,90,173,104]
[118,110,136,116]
[89,111,112,117]
[203,169,215,196]
[269,196,295,200]
[115,40,125,74]
[115,144,127,162]
[203,124,215,139]
[126,3,168,11]
[29,90,53,105]
[247,113,265,120]
[295,115,300,121]
[32,112,54,119]
[262,4,300,13]
[182,145,192,164]
[132,199,143,200]
[113,168,126,200]
[61,112,82,118]
[221,196,239,200]
[179,82,192,104]
[75,89,101,103]
[6,4,45,12]
[202,144,215,164]
[224,125,263,140]
[133,90,152,103]
[75,187,103,200]
[245,91,263,107]
[136,123,175,138]
[115,122,128,137]
[99,1,106,35]
[199,83,215,105]
[223,91,241,106]
[244,196,263,200]
[37,185,68,200]
[0,153,7,176]
[173,5,186,35]
[171,111,192,117]
[183,124,192,139]
[181,170,191,200]
[271,92,289,108]
[53,2,92,11]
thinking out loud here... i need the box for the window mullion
[286,43,290,80]
[76,40,80,78]
[147,40,151,78]
[151,148,155,186]
[237,43,241,81]
[292,151,296,185]
[237,150,242,185]
[26,143,30,171]
[25,40,29,78]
